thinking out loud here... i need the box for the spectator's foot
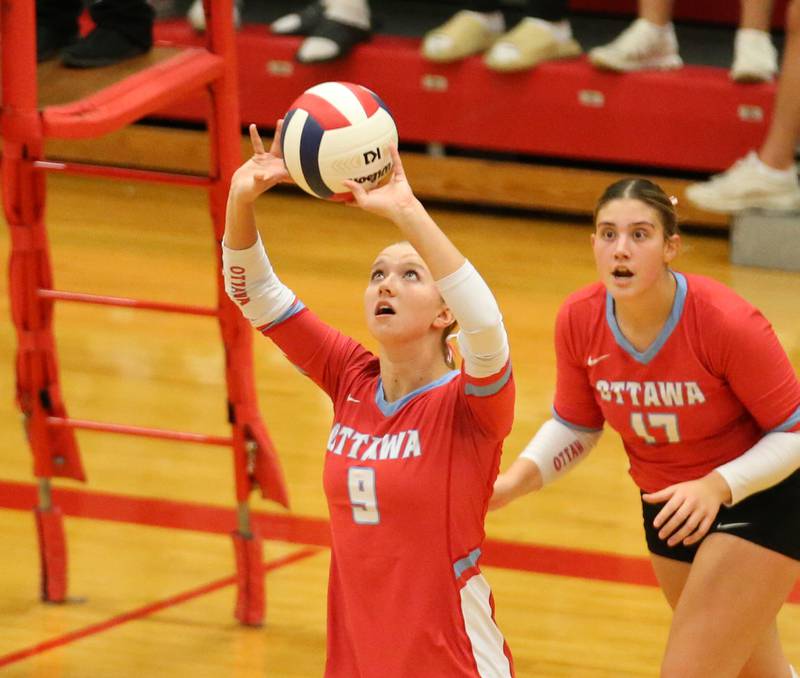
[730,28,778,83]
[187,0,242,32]
[484,18,581,72]
[295,18,370,63]
[422,10,504,63]
[271,2,324,36]
[685,152,800,213]
[37,24,78,63]
[61,27,151,68]
[588,18,682,72]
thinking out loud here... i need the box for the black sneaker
[295,18,371,64]
[271,2,325,36]
[37,24,78,63]
[61,26,150,69]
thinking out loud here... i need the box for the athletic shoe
[61,27,150,68]
[295,18,370,63]
[422,10,502,63]
[685,152,800,213]
[484,18,581,72]
[271,2,324,35]
[730,29,778,83]
[187,0,241,32]
[588,18,682,72]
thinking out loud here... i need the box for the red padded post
[232,529,265,626]
[35,507,68,602]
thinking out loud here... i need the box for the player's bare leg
[652,551,791,678]
[652,535,799,677]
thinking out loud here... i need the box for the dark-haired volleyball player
[492,178,800,678]
[222,123,515,677]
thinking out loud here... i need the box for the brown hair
[594,178,679,237]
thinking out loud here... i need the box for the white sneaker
[685,151,800,213]
[187,0,241,32]
[730,29,778,83]
[589,18,683,72]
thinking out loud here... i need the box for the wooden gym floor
[1,164,799,677]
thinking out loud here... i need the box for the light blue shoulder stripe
[552,407,604,433]
[262,299,306,332]
[465,362,512,397]
[375,370,460,417]
[770,405,800,432]
[453,547,481,579]
[605,271,687,365]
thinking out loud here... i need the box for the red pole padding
[35,507,67,602]
[232,529,265,626]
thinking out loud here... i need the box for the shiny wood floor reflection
[1,172,799,677]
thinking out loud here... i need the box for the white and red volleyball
[280,81,398,201]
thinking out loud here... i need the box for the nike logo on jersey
[715,521,750,531]
[586,354,610,366]
[346,394,360,403]
[327,422,422,461]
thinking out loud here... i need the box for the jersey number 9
[348,467,380,525]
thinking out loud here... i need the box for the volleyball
[280,82,398,201]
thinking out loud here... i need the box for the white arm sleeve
[222,234,296,328]
[715,432,800,505]
[435,260,508,377]
[519,418,602,486]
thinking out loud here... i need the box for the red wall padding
[155,23,776,173]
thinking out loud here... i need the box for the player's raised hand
[343,146,418,223]
[642,471,732,546]
[230,122,292,204]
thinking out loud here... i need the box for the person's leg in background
[60,0,154,68]
[187,0,243,32]
[732,0,778,82]
[686,0,800,212]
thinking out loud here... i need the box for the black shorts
[641,468,800,563]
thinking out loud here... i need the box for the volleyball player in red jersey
[222,124,515,678]
[492,178,800,678]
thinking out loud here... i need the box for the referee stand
[1,0,287,626]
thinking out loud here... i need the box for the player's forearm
[491,458,543,509]
[390,198,465,280]
[436,260,508,376]
[223,187,260,250]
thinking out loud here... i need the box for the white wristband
[222,233,296,328]
[519,418,601,486]
[715,432,800,505]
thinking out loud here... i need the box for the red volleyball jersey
[265,304,515,678]
[553,272,800,492]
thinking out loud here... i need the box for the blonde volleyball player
[492,178,800,678]
[222,123,516,677]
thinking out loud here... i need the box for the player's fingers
[667,511,702,546]
[249,124,265,155]
[650,492,679,528]
[642,487,673,505]
[388,145,405,180]
[682,514,715,546]
[658,502,691,540]
[343,180,367,204]
[269,119,284,157]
